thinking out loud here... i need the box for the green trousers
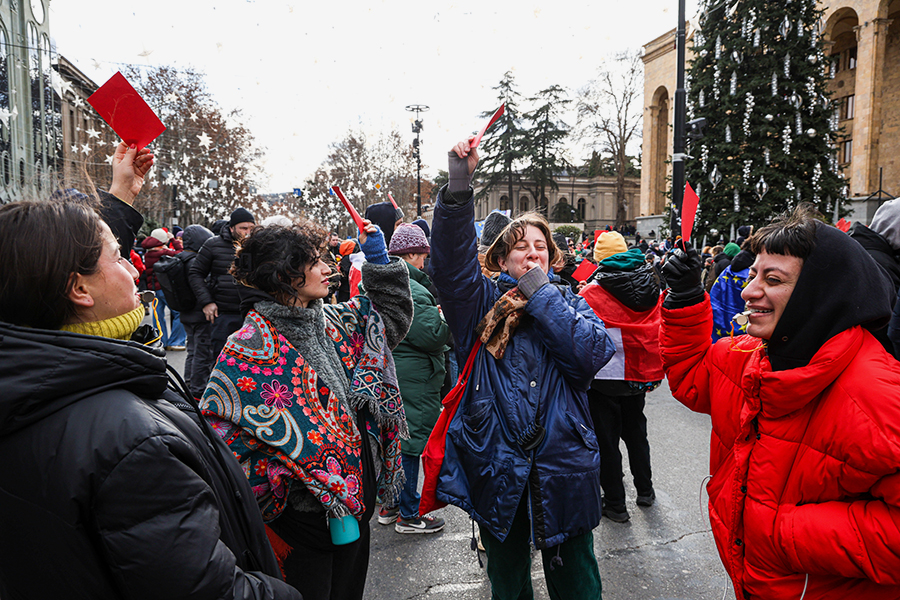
[479,499,603,600]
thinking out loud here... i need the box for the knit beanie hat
[412,218,431,238]
[150,228,168,244]
[229,207,255,227]
[389,223,430,255]
[339,239,357,257]
[593,231,627,262]
[481,211,512,247]
[870,198,900,251]
[723,242,741,258]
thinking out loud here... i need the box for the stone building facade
[474,175,641,234]
[641,0,899,223]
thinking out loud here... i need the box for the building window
[578,198,586,221]
[840,95,855,120]
[500,195,509,211]
[841,140,853,164]
[519,196,529,213]
[846,46,857,70]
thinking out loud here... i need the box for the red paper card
[594,230,605,243]
[387,192,398,209]
[468,104,505,149]
[681,181,700,243]
[571,259,598,283]
[331,186,366,233]
[835,218,852,233]
[87,72,166,149]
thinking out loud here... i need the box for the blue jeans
[398,454,421,519]
[153,289,186,347]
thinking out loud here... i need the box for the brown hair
[0,198,105,329]
[230,219,328,305]
[483,212,562,273]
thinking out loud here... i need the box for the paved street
[165,346,734,600]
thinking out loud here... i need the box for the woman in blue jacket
[429,141,615,600]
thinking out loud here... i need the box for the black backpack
[153,253,197,312]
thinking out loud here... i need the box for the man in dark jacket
[180,224,215,397]
[189,207,256,366]
[580,231,664,523]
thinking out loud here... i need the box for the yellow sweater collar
[60,305,144,341]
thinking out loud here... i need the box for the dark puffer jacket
[179,224,215,324]
[189,225,243,315]
[0,324,300,600]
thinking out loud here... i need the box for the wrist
[448,153,472,194]
[108,185,135,206]
[517,266,550,299]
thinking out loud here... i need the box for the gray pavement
[164,344,735,600]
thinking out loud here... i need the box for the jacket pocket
[459,399,495,455]
[566,412,599,451]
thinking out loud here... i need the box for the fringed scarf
[474,275,529,359]
[201,295,406,522]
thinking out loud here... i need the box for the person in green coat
[378,223,451,534]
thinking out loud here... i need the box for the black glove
[662,242,705,309]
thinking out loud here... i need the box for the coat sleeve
[659,295,715,415]
[429,186,496,355]
[98,190,144,258]
[776,485,900,585]
[189,242,215,307]
[94,434,301,600]
[360,257,413,350]
[525,284,614,391]
[403,299,451,355]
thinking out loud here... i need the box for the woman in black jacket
[0,196,300,600]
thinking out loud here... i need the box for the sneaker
[377,505,399,525]
[395,515,445,534]
[636,490,656,507]
[602,502,630,523]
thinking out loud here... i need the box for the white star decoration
[182,154,190,166]
[81,144,91,155]
[165,93,180,104]
[86,128,100,139]
[105,154,115,165]
[197,132,212,149]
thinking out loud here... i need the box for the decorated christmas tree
[686,0,845,240]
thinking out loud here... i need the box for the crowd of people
[2,135,900,600]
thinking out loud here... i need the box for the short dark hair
[230,221,327,304]
[0,198,105,329]
[748,203,821,261]
[484,212,563,273]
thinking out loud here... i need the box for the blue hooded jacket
[430,187,615,548]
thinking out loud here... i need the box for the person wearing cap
[660,204,900,598]
[141,227,187,350]
[478,210,513,278]
[377,223,451,534]
[580,230,663,523]
[365,202,402,247]
[189,207,256,371]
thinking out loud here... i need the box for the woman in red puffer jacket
[660,204,900,600]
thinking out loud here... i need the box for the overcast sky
[49,0,699,194]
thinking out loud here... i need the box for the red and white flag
[579,284,664,382]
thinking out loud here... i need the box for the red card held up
[571,259,597,283]
[331,186,366,233]
[87,72,166,150]
[468,104,505,149]
[387,192,398,209]
[835,218,852,233]
[681,181,700,243]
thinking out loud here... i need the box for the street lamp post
[405,104,429,217]
[671,0,687,236]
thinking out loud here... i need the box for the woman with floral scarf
[201,218,412,600]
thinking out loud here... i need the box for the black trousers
[588,388,653,509]
[183,320,214,398]
[271,507,371,600]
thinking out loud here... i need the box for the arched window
[500,195,510,211]
[519,196,529,214]
[577,198,586,221]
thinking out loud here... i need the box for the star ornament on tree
[197,132,213,149]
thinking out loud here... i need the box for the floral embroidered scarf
[201,296,406,522]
